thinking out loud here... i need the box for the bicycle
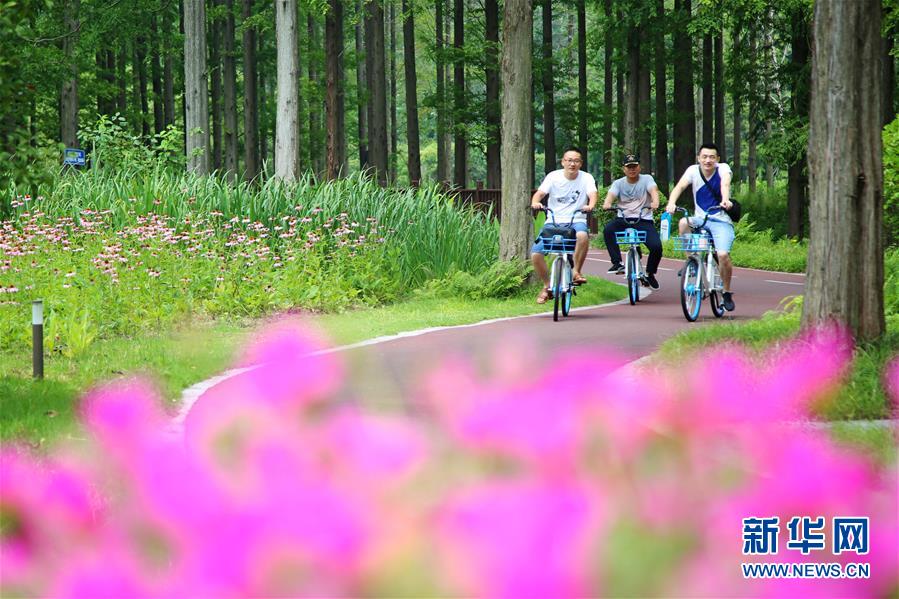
[536,207,578,321]
[607,206,652,305]
[672,207,726,322]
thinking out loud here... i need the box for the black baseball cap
[622,153,640,166]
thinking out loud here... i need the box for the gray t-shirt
[609,174,657,220]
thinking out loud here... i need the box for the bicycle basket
[539,224,577,253]
[615,229,647,245]
[672,233,713,252]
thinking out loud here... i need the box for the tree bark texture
[325,0,346,179]
[388,3,397,182]
[542,0,556,174]
[116,43,127,116]
[210,5,223,171]
[748,30,757,192]
[60,0,79,149]
[803,0,884,341]
[638,42,651,170]
[402,0,422,184]
[672,0,695,196]
[435,0,447,182]
[602,0,612,185]
[731,26,741,189]
[355,0,369,170]
[365,0,388,185]
[453,0,467,186]
[624,25,639,153]
[163,3,175,128]
[274,0,300,180]
[577,0,588,172]
[184,0,209,174]
[714,30,724,157]
[499,0,533,262]
[150,18,165,134]
[242,0,260,181]
[222,0,238,180]
[654,0,668,193]
[701,34,712,144]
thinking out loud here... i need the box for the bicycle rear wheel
[626,248,639,305]
[680,256,702,322]
[708,254,724,317]
[552,256,562,321]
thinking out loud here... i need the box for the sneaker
[607,263,624,274]
[646,273,660,289]
[722,291,735,311]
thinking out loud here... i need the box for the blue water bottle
[660,212,672,242]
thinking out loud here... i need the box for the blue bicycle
[537,207,578,321]
[672,207,726,321]
[609,206,652,305]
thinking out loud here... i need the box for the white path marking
[764,279,805,286]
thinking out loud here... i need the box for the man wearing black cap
[601,153,663,289]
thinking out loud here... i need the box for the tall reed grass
[7,169,499,286]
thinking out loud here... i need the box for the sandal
[536,287,553,304]
[573,273,588,285]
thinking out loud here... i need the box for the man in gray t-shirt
[601,153,663,289]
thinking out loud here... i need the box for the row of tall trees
[8,0,895,207]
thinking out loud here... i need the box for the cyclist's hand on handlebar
[719,199,733,210]
[531,202,545,211]
[665,202,677,214]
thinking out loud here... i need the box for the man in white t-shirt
[529,146,598,304]
[665,143,736,311]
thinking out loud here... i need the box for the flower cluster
[2,323,896,597]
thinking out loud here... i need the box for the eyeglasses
[562,159,582,164]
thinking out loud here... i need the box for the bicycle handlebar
[540,206,581,227]
[606,205,653,225]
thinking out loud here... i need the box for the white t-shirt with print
[537,169,597,225]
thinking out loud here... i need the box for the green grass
[0,276,625,446]
[656,308,899,422]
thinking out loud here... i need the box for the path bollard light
[32,300,43,379]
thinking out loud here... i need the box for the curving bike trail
[174,248,805,421]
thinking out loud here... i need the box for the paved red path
[182,248,806,414]
[327,248,806,407]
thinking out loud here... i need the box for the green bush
[418,260,531,300]
[883,116,899,247]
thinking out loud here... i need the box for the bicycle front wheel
[552,256,563,321]
[626,248,639,305]
[680,256,702,322]
[562,263,573,316]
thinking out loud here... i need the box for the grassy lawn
[1,276,625,446]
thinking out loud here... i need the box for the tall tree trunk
[453,0,467,186]
[222,0,238,180]
[116,43,127,116]
[355,0,369,170]
[258,34,268,166]
[309,15,322,175]
[624,26,639,153]
[150,18,165,134]
[402,0,422,184]
[542,0,556,173]
[616,62,624,150]
[654,0,668,193]
[701,33,712,143]
[576,0,587,172]
[184,0,210,174]
[243,0,260,181]
[499,0,533,262]
[275,0,300,180]
[803,0,884,341]
[444,11,453,182]
[638,42,651,169]
[97,50,116,116]
[138,38,151,137]
[602,0,612,185]
[435,0,447,182]
[163,5,175,128]
[365,0,388,185]
[484,0,500,187]
[210,3,223,171]
[714,29,725,156]
[60,0,80,149]
[787,9,810,238]
[765,121,774,188]
[731,26,741,190]
[748,30,757,193]
[325,0,346,179]
[672,0,696,195]
[388,3,397,182]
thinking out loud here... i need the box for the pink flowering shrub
[1,322,896,597]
